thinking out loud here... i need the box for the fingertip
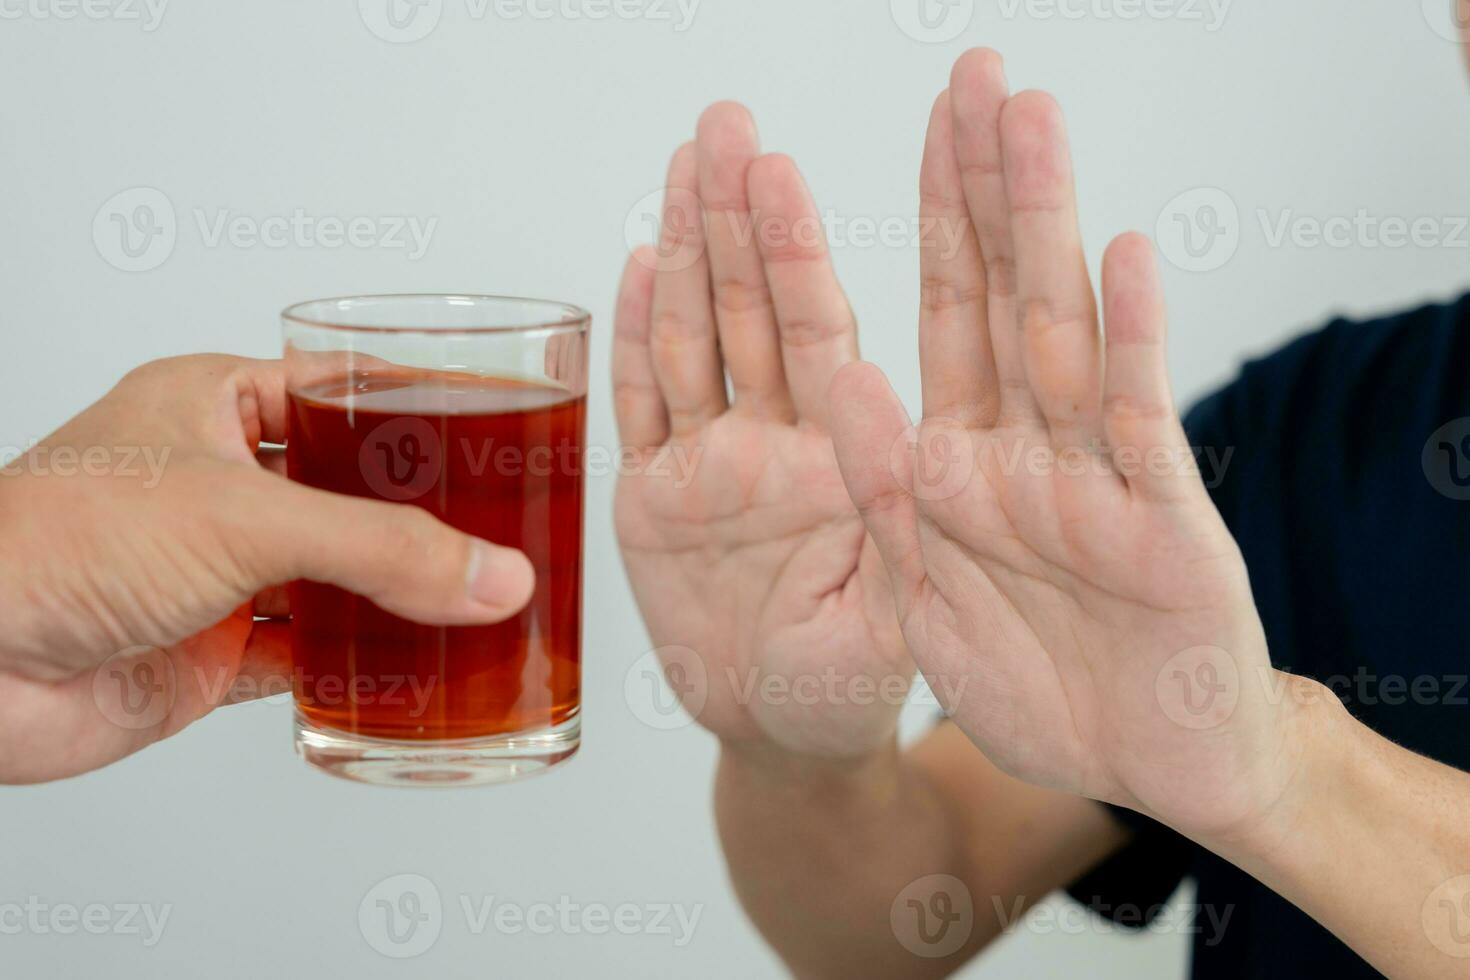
[624,244,661,282]
[696,102,759,212]
[950,47,1005,92]
[1105,231,1158,270]
[949,50,1009,166]
[999,90,1071,205]
[1103,232,1166,344]
[930,87,952,120]
[666,141,699,185]
[697,100,757,145]
[922,89,956,164]
[1103,231,1163,297]
[466,541,536,622]
[1000,89,1064,142]
[925,89,955,147]
[747,151,796,188]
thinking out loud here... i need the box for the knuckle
[711,276,772,316]
[957,158,1005,180]
[123,353,237,385]
[651,308,711,341]
[1104,394,1174,423]
[918,188,966,214]
[613,380,662,414]
[920,276,985,315]
[1021,301,1095,342]
[979,253,1017,297]
[381,508,440,568]
[780,313,852,349]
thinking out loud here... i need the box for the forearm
[1204,676,1470,978]
[714,725,1128,979]
[716,738,972,980]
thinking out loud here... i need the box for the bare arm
[716,724,1129,979]
[828,46,1470,980]
[1206,685,1470,978]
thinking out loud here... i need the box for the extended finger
[649,142,729,438]
[748,154,859,430]
[918,89,999,428]
[697,102,795,423]
[1000,92,1103,452]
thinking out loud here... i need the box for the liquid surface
[286,374,585,741]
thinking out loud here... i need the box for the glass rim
[281,293,591,336]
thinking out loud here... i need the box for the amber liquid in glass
[286,373,585,741]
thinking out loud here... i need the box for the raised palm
[830,52,1298,838]
[613,104,907,757]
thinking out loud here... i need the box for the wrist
[718,736,903,797]
[1200,671,1355,864]
[0,476,39,672]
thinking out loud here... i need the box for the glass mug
[281,295,589,786]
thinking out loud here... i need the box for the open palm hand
[613,105,907,758]
[830,52,1305,839]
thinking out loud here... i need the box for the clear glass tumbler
[281,295,589,787]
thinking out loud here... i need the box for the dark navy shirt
[1066,296,1470,978]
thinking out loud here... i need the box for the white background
[3,1,1469,977]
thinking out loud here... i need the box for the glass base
[294,711,580,787]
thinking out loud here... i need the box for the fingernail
[466,539,532,609]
